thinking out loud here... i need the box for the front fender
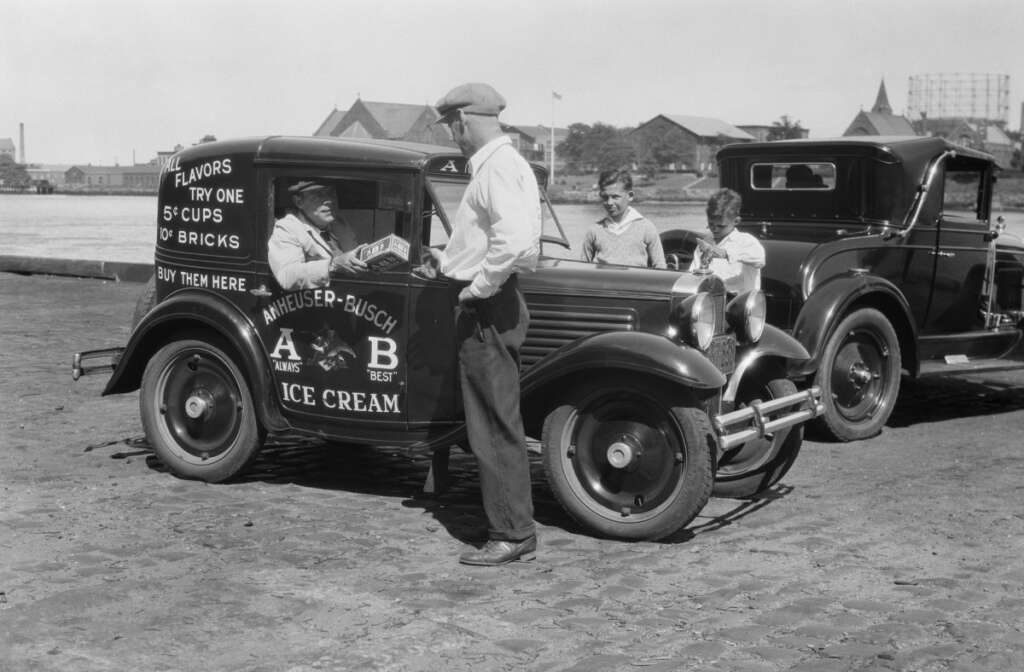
[724,325,810,402]
[521,331,726,398]
[790,272,916,378]
[103,289,288,433]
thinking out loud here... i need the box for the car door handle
[929,250,955,258]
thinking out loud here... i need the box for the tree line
[556,115,806,176]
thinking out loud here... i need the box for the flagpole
[550,92,559,183]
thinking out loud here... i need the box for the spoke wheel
[714,377,803,498]
[813,308,901,442]
[542,377,714,541]
[141,338,264,482]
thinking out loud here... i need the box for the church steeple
[872,79,893,115]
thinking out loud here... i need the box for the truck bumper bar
[713,386,824,451]
[72,347,125,381]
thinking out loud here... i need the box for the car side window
[942,167,985,222]
[270,174,414,270]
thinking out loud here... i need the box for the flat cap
[435,82,506,118]
[288,179,329,195]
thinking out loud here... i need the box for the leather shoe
[459,536,537,566]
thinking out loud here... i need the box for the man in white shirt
[690,188,765,293]
[268,180,366,290]
[425,82,542,566]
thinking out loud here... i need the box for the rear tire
[541,376,715,541]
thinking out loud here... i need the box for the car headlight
[726,290,766,343]
[673,292,716,350]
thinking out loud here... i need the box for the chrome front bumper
[71,347,125,381]
[713,386,824,451]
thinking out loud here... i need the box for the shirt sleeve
[469,160,541,298]
[644,222,667,268]
[728,233,766,269]
[268,221,331,290]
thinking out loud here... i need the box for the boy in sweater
[581,169,666,268]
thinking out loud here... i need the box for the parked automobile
[662,135,1024,441]
[73,136,820,541]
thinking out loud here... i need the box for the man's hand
[413,247,443,279]
[330,246,369,275]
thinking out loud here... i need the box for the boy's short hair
[598,168,632,192]
[707,188,742,219]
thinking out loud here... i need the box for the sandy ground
[2,273,1023,672]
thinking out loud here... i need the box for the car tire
[813,308,901,442]
[541,377,715,541]
[131,275,157,329]
[140,337,264,482]
[713,377,803,498]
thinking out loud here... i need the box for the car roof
[717,135,994,164]
[173,136,463,170]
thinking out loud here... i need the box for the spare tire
[131,275,157,329]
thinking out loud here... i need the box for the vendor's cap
[288,179,329,195]
[435,82,506,119]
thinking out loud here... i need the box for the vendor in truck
[268,179,367,290]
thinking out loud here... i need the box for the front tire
[714,377,803,498]
[140,337,264,482]
[541,377,715,541]
[813,308,901,442]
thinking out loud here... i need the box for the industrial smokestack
[19,123,25,163]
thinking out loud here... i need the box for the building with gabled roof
[844,79,916,136]
[313,98,452,146]
[913,117,1014,168]
[632,114,754,175]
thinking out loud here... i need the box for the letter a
[270,328,302,361]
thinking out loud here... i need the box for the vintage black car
[663,135,1024,442]
[73,136,821,541]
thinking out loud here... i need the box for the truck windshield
[426,177,571,252]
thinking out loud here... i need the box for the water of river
[2,193,1023,264]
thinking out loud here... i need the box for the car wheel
[140,337,264,482]
[131,275,157,329]
[813,308,901,442]
[541,377,715,541]
[714,377,803,498]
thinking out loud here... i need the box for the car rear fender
[103,289,289,433]
[791,273,917,378]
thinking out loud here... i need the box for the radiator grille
[523,306,635,368]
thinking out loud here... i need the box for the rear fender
[790,273,916,378]
[103,289,288,433]
[724,325,810,402]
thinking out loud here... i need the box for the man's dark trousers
[456,275,535,542]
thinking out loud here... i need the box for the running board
[918,357,1024,378]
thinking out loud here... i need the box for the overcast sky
[3,0,1022,165]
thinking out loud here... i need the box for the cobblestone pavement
[2,273,1023,672]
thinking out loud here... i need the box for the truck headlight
[726,290,766,343]
[673,292,716,350]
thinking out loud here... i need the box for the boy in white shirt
[691,188,765,293]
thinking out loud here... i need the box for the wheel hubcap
[563,394,685,521]
[154,349,243,464]
[831,329,889,420]
[184,388,215,419]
